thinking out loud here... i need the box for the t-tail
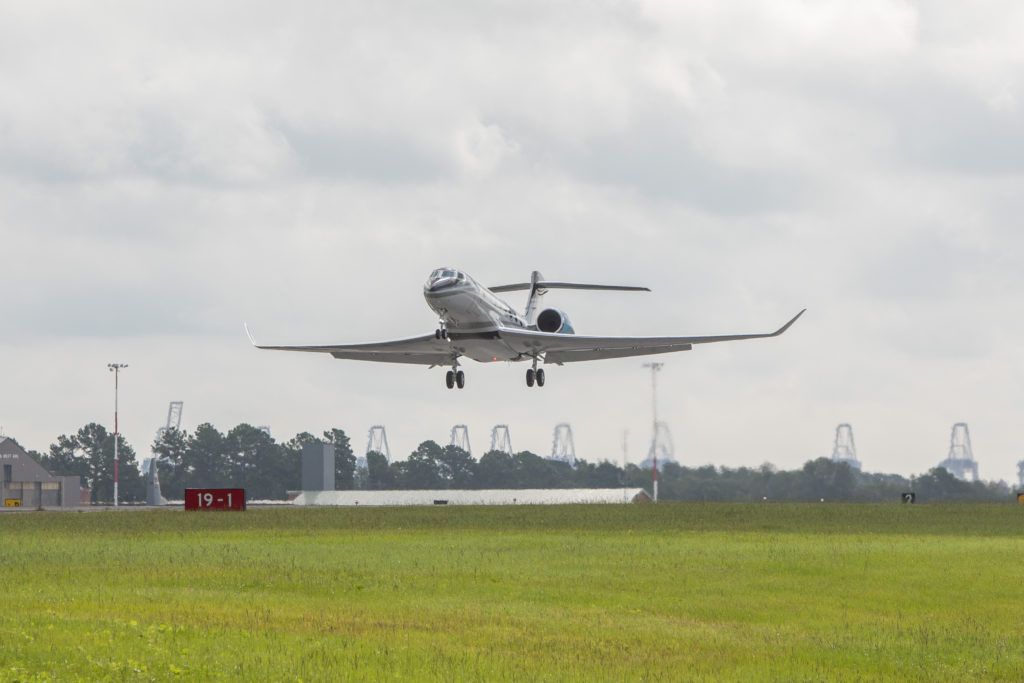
[488,272,652,327]
[524,270,546,325]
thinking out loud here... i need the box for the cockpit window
[442,270,455,278]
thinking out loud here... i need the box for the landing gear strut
[435,317,449,340]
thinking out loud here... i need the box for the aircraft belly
[459,338,519,363]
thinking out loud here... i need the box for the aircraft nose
[426,277,454,292]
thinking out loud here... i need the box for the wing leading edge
[245,325,453,365]
[497,309,806,364]
[244,309,804,367]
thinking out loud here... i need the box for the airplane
[247,268,804,390]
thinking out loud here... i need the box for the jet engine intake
[536,308,575,334]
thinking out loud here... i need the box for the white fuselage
[423,268,527,333]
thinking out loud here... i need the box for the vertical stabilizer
[524,271,546,325]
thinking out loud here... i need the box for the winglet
[244,323,258,346]
[771,309,806,337]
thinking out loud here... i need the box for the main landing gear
[525,359,545,388]
[445,362,465,389]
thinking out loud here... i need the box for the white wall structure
[292,488,651,506]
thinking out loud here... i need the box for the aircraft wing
[246,326,454,365]
[499,309,806,364]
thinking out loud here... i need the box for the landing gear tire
[435,329,442,340]
[536,368,545,387]
[445,370,455,389]
[526,368,535,387]
[455,370,465,389]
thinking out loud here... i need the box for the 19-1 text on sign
[185,488,246,511]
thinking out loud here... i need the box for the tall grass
[1,504,1022,681]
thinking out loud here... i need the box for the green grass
[1,504,1023,681]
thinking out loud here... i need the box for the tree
[226,424,292,499]
[185,423,229,487]
[476,450,516,489]
[365,451,397,490]
[45,423,144,503]
[152,427,189,500]
[437,445,475,489]
[513,451,559,488]
[323,428,357,489]
[42,434,91,484]
[913,467,975,502]
[402,441,444,489]
[797,458,856,501]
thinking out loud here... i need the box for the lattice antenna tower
[643,362,675,464]
[155,401,184,442]
[366,425,392,462]
[550,423,576,466]
[490,424,513,455]
[649,423,674,463]
[450,424,472,456]
[830,424,862,471]
[938,422,979,482]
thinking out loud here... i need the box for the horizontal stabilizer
[490,281,650,293]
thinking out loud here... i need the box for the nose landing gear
[435,317,450,340]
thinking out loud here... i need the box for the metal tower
[155,401,183,442]
[366,425,392,462]
[938,422,979,482]
[450,425,472,456]
[490,425,513,455]
[642,362,675,467]
[830,424,862,471]
[550,423,576,466]
[147,400,182,506]
[1018,460,1024,490]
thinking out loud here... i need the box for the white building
[292,488,652,506]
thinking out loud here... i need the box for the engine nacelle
[536,308,575,334]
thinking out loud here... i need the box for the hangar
[0,436,87,509]
[292,488,652,506]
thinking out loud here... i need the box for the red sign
[185,488,246,511]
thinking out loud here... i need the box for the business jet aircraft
[247,268,804,389]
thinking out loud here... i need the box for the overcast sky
[2,1,1022,484]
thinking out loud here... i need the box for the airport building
[292,488,652,506]
[0,437,87,509]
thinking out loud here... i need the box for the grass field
[1,504,1023,681]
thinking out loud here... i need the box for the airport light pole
[108,363,128,507]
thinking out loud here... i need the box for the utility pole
[107,363,128,506]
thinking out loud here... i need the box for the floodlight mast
[107,363,128,507]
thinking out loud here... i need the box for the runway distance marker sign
[185,488,246,511]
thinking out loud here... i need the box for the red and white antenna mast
[107,363,128,506]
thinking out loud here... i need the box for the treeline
[37,422,1016,503]
[647,459,1013,503]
